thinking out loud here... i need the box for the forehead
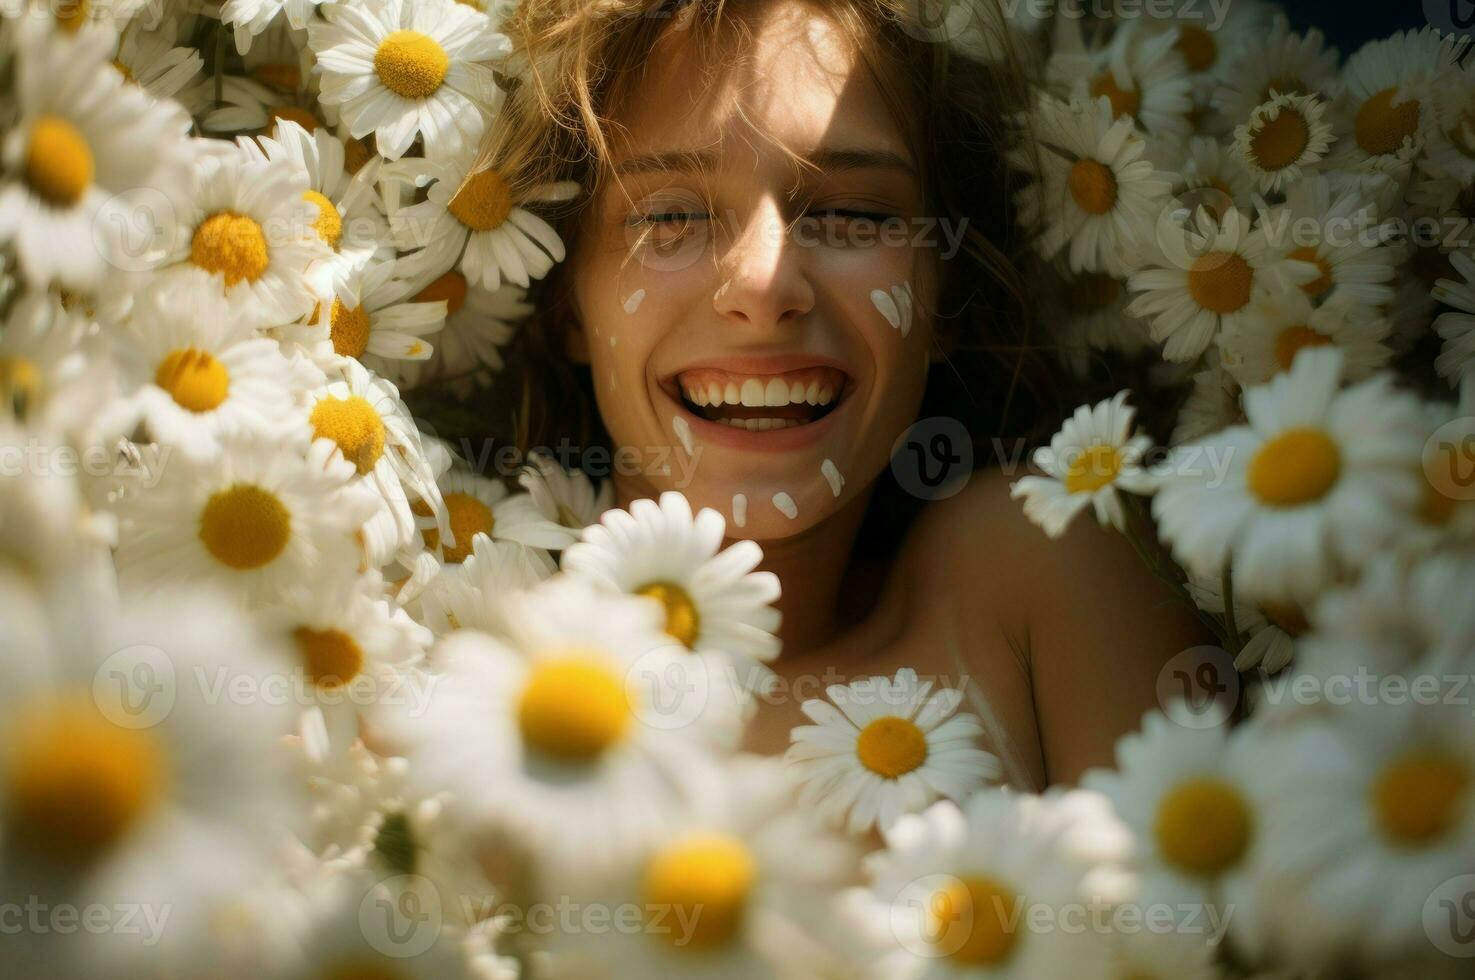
[609,1,913,171]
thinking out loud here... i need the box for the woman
[465,0,1205,788]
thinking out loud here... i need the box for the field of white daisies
[1,0,1473,977]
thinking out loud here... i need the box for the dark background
[1279,0,1430,52]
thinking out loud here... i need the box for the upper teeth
[684,377,836,408]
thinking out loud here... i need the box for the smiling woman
[454,0,1207,790]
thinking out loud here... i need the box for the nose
[712,195,814,329]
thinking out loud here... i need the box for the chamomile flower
[1209,15,1341,136]
[848,790,1131,980]
[117,283,324,462]
[1217,288,1392,388]
[190,72,324,135]
[1045,269,1153,378]
[0,27,190,291]
[1010,390,1156,538]
[1434,248,1475,387]
[1152,348,1425,603]
[1253,175,1401,310]
[1126,204,1319,362]
[542,756,860,979]
[1244,700,1475,971]
[383,276,533,395]
[0,291,117,442]
[785,667,1000,836]
[246,119,391,307]
[1183,573,1299,674]
[417,534,556,637]
[306,357,448,567]
[1157,133,1256,217]
[0,585,300,979]
[1049,18,1194,136]
[419,469,575,563]
[1007,93,1173,276]
[160,143,330,329]
[286,257,446,376]
[385,577,738,878]
[115,430,373,607]
[562,490,782,681]
[1328,27,1464,178]
[1231,92,1335,193]
[517,448,614,534]
[1170,353,1243,446]
[387,146,581,291]
[222,0,327,55]
[1084,711,1260,919]
[110,16,203,105]
[307,0,511,161]
[261,573,430,763]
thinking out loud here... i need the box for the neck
[610,478,873,659]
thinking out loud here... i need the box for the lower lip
[663,389,844,452]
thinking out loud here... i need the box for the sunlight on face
[570,0,940,539]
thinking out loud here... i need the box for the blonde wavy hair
[454,0,1055,479]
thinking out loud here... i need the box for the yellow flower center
[636,581,701,649]
[373,30,449,99]
[197,483,292,570]
[1187,251,1253,314]
[420,491,495,563]
[1064,444,1123,495]
[1272,324,1334,373]
[311,395,386,476]
[1153,777,1252,875]
[517,654,631,762]
[856,716,928,778]
[1355,88,1421,157]
[1068,158,1118,216]
[55,0,88,32]
[413,271,469,316]
[155,348,230,413]
[1,355,41,419]
[191,212,270,287]
[25,115,94,207]
[1371,750,1469,846]
[1246,427,1341,507]
[328,299,372,358]
[643,833,756,950]
[448,169,514,232]
[1286,245,1333,297]
[1249,108,1310,171]
[3,695,167,866]
[1089,73,1141,119]
[250,62,302,92]
[303,190,343,250]
[293,627,366,689]
[112,58,134,83]
[1174,25,1217,72]
[929,875,1020,966]
[267,105,319,133]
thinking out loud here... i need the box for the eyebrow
[612,145,919,180]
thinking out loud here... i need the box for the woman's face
[569,0,939,539]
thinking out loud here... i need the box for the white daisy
[847,790,1132,980]
[417,468,577,563]
[382,577,739,879]
[115,430,374,607]
[1409,381,1475,547]
[1327,27,1464,178]
[222,0,327,54]
[306,357,449,568]
[1231,91,1335,193]
[1169,351,1243,446]
[1152,347,1425,603]
[1127,0,1275,105]
[1126,204,1319,361]
[562,490,782,686]
[307,0,511,161]
[1434,248,1475,387]
[1044,269,1154,378]
[1007,93,1173,276]
[1010,390,1157,539]
[190,72,325,136]
[116,282,324,462]
[417,534,557,637]
[785,667,1001,836]
[541,755,860,979]
[1217,288,1392,388]
[287,257,447,373]
[1183,573,1299,675]
[517,448,614,534]
[245,119,392,307]
[382,275,533,395]
[0,290,118,443]
[387,146,581,292]
[160,141,330,329]
[0,584,300,979]
[1243,700,1475,972]
[1154,132,1257,218]
[110,15,203,105]
[1208,14,1341,136]
[0,26,190,291]
[1049,18,1194,136]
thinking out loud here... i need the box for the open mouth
[674,367,848,432]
